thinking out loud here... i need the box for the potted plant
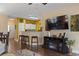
[66,40,75,55]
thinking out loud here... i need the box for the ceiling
[0,3,79,19]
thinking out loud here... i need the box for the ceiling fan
[28,3,47,5]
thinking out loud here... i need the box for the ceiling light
[28,3,32,5]
[28,3,47,5]
[42,3,47,5]
[29,16,39,20]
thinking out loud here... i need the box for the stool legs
[26,37,29,48]
[24,36,29,49]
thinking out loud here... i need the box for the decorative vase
[68,48,72,56]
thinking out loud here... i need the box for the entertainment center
[43,36,68,54]
[44,15,69,54]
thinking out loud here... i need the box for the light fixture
[42,3,47,5]
[29,16,39,20]
[28,3,47,5]
[28,3,32,5]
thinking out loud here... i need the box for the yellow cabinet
[15,17,41,38]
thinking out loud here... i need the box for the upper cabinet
[15,17,41,38]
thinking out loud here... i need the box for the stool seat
[32,36,38,38]
[24,35,29,45]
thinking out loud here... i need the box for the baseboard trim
[72,50,79,54]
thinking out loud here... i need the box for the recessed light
[29,16,39,20]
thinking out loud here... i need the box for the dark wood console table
[43,36,68,54]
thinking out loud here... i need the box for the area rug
[2,49,41,56]
[2,53,15,56]
[15,49,41,56]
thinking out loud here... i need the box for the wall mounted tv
[46,15,69,30]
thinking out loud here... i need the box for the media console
[43,36,68,54]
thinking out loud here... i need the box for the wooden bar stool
[19,35,30,49]
[0,32,3,41]
[24,35,29,48]
[18,35,24,54]
[19,35,25,49]
[31,36,38,49]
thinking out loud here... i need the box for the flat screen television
[46,15,69,30]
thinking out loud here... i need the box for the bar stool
[31,36,38,49]
[19,35,30,49]
[24,35,29,48]
[0,32,3,41]
[19,35,25,49]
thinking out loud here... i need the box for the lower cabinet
[43,36,68,54]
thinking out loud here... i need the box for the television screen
[46,15,69,30]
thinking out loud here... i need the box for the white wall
[0,15,8,33]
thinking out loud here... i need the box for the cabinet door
[18,23,24,32]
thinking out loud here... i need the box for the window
[26,24,36,30]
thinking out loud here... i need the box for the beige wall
[8,19,15,25]
[0,15,8,33]
[41,6,79,53]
